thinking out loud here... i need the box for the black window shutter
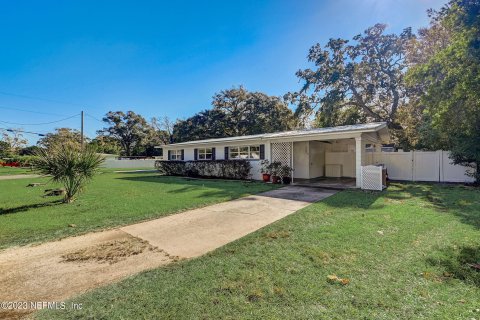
[181,149,184,161]
[168,150,172,160]
[260,144,265,159]
[224,147,229,160]
[211,147,216,160]
[194,148,198,160]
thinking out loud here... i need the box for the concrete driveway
[122,186,337,258]
[0,186,336,318]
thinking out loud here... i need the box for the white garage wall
[293,141,309,179]
[309,141,325,178]
[323,140,356,178]
[325,152,355,177]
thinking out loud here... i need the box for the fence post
[410,151,414,181]
[437,150,442,182]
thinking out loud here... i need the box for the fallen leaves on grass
[421,271,454,282]
[273,286,285,296]
[265,230,290,239]
[327,274,350,285]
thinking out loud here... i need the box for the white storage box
[325,164,342,177]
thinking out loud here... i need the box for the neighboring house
[158,122,390,187]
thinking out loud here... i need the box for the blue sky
[0,0,445,144]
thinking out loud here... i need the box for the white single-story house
[158,122,390,188]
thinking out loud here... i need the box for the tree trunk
[63,196,75,203]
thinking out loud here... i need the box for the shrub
[154,161,186,176]
[155,160,252,180]
[32,145,104,203]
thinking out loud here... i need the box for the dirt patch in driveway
[61,236,159,264]
[0,230,172,319]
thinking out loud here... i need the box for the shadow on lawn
[384,182,480,229]
[319,189,383,209]
[426,245,480,287]
[116,175,256,198]
[118,174,384,206]
[0,200,63,215]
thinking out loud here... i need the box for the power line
[0,90,84,107]
[0,127,46,136]
[85,112,104,123]
[0,113,79,126]
[0,105,68,117]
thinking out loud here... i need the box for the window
[365,144,375,153]
[229,145,260,160]
[198,148,213,160]
[170,149,183,160]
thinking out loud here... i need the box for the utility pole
[81,110,84,149]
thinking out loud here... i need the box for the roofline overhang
[157,122,388,149]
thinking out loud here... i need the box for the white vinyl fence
[102,159,157,169]
[366,150,474,183]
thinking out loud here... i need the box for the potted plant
[280,164,294,184]
[260,159,271,182]
[269,161,282,184]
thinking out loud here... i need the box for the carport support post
[355,137,363,188]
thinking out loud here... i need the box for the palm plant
[33,144,105,203]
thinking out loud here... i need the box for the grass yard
[38,183,480,320]
[0,166,34,175]
[0,171,277,249]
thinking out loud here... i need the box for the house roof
[159,122,388,148]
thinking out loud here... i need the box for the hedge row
[155,160,252,180]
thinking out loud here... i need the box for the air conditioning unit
[361,165,386,191]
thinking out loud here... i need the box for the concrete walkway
[0,186,336,318]
[0,174,40,180]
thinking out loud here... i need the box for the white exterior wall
[324,139,356,178]
[165,141,268,180]
[293,141,310,179]
[164,139,474,183]
[309,141,325,178]
[183,148,195,161]
[293,139,356,179]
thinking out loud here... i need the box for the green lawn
[0,171,277,249]
[38,183,480,319]
[0,166,34,175]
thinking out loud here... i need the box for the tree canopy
[406,0,480,182]
[98,111,150,156]
[173,87,295,142]
[286,24,413,128]
[0,129,27,155]
[37,128,83,150]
